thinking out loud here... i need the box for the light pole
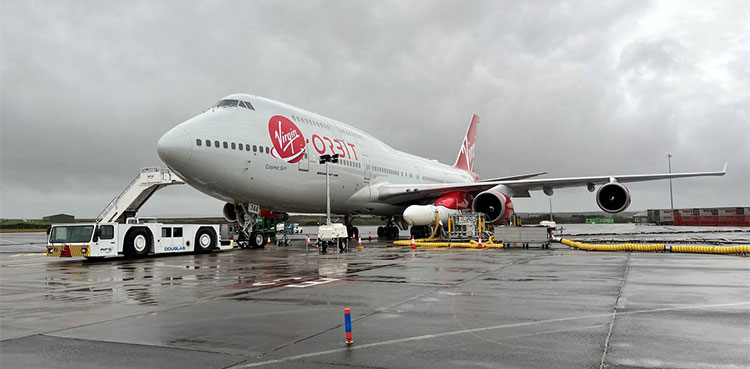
[549,196,553,221]
[666,153,674,212]
[319,154,339,225]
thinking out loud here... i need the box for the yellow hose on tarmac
[561,239,750,256]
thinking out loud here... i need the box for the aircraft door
[298,142,309,172]
[363,155,372,199]
[363,155,371,182]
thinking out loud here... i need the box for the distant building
[633,211,648,224]
[648,209,674,225]
[646,208,749,226]
[43,214,75,223]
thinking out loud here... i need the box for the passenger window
[214,140,219,147]
[99,225,114,240]
[231,143,236,150]
[173,228,183,237]
[162,227,172,237]
[223,141,228,149]
[206,140,211,147]
[253,145,257,152]
[265,147,269,154]
[238,143,243,151]
[196,139,202,146]
[258,146,263,153]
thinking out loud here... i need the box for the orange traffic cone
[477,235,483,248]
[411,235,416,249]
[267,235,272,247]
[357,236,362,248]
[305,234,310,246]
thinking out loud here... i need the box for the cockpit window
[240,101,255,110]
[216,99,239,108]
[214,99,255,110]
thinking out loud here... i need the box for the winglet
[721,161,728,174]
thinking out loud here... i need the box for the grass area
[0,228,47,233]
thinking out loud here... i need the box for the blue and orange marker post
[344,308,353,345]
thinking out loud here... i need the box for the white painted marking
[286,277,338,288]
[252,277,302,286]
[228,301,750,368]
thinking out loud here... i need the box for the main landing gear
[410,225,432,239]
[377,217,401,239]
[344,215,359,240]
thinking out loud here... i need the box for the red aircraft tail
[453,114,479,177]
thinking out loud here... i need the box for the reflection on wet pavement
[1,225,749,369]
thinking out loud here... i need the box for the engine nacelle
[223,203,237,222]
[472,189,514,224]
[596,182,631,213]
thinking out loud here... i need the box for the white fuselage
[157,94,475,216]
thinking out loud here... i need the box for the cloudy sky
[2,0,748,219]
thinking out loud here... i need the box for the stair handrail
[95,172,141,222]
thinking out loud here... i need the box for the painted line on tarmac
[229,301,750,368]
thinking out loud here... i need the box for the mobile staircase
[96,167,184,223]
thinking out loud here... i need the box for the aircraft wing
[477,171,548,182]
[376,162,727,204]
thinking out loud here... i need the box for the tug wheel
[250,232,266,248]
[195,227,216,253]
[124,228,151,258]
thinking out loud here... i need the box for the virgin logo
[461,138,475,170]
[268,115,306,164]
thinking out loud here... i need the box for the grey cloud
[1,0,748,219]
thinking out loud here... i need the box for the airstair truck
[46,167,226,259]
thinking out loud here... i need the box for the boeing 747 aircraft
[157,94,726,247]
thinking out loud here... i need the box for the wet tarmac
[1,225,749,369]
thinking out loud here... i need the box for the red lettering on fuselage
[309,133,358,160]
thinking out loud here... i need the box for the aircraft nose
[157,126,192,170]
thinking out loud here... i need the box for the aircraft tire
[388,226,399,239]
[377,226,385,238]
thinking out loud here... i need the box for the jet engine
[471,188,514,224]
[596,182,631,213]
[223,203,237,222]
